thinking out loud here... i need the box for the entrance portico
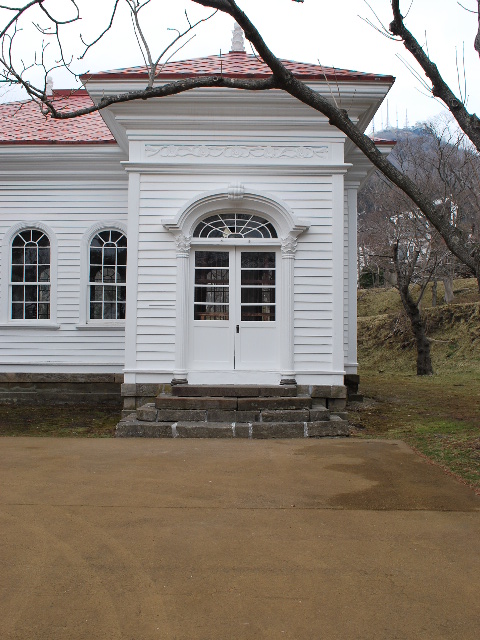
[164,189,308,386]
[81,34,395,410]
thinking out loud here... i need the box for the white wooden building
[0,34,393,409]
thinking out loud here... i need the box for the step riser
[155,396,313,411]
[116,420,350,439]
[172,385,297,398]
[138,405,332,424]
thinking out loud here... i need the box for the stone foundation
[0,373,123,405]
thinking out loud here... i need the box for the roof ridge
[81,50,394,83]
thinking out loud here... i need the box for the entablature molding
[0,145,127,182]
[121,162,352,176]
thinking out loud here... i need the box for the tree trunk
[398,285,434,375]
[393,243,433,375]
[443,277,454,303]
[431,280,438,306]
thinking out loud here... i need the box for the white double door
[189,247,280,375]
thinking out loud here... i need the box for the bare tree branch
[1,0,480,282]
[475,0,480,56]
[389,0,480,151]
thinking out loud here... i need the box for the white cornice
[0,145,127,181]
[85,80,392,150]
[86,80,393,102]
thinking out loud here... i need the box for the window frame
[78,222,127,329]
[0,222,58,328]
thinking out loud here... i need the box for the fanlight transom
[193,213,278,239]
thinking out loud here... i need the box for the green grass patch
[0,403,121,437]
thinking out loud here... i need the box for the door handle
[236,325,239,333]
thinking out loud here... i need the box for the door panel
[191,251,233,370]
[235,251,278,370]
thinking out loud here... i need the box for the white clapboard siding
[0,172,128,372]
[133,171,337,374]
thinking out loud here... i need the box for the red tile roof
[85,51,393,83]
[0,90,115,145]
[0,52,393,144]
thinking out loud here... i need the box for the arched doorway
[190,213,279,380]
[163,188,309,385]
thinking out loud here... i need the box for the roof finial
[46,75,53,97]
[231,21,245,53]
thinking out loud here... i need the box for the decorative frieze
[145,144,329,160]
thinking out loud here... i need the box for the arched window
[89,230,127,320]
[10,229,50,320]
[193,213,278,239]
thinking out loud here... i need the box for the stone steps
[115,384,350,438]
[137,403,329,424]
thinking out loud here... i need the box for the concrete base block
[155,396,237,410]
[175,422,234,438]
[311,385,347,399]
[308,421,351,437]
[262,409,310,423]
[251,422,306,439]
[309,408,330,421]
[157,409,207,422]
[136,405,158,422]
[238,397,311,411]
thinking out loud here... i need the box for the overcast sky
[1,0,478,129]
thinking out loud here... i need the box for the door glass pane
[195,252,229,268]
[241,252,276,322]
[241,269,275,285]
[241,306,276,322]
[194,251,229,321]
[241,288,275,304]
[194,305,229,321]
[195,269,229,285]
[241,252,275,269]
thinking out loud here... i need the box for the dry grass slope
[358,279,480,375]
[354,278,480,491]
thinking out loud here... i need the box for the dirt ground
[1,437,479,640]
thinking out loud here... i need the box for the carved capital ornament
[174,233,192,256]
[281,234,298,257]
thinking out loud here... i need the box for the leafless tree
[358,171,440,374]
[357,118,480,374]
[1,0,480,285]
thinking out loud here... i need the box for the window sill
[0,322,60,330]
[76,323,125,331]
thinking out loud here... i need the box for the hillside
[357,278,480,375]
[354,278,480,492]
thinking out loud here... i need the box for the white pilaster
[124,172,140,384]
[172,233,192,384]
[332,174,346,376]
[345,185,358,373]
[280,234,297,384]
